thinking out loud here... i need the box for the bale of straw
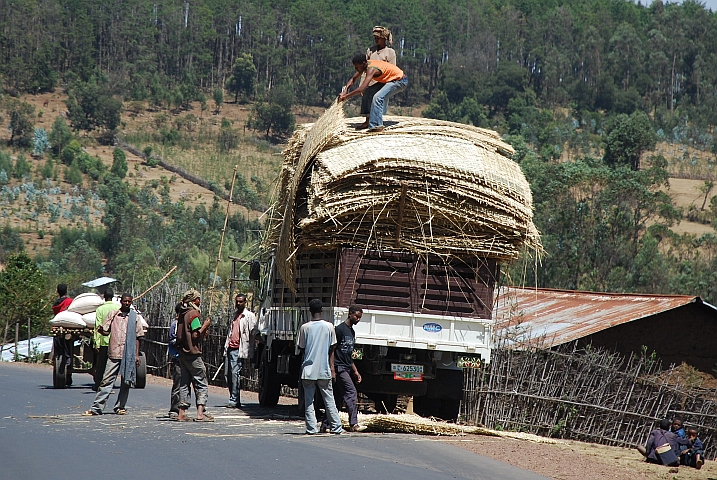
[339,412,563,443]
[267,107,542,288]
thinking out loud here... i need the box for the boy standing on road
[298,298,343,435]
[92,289,115,391]
[83,294,144,416]
[176,289,213,422]
[324,305,363,432]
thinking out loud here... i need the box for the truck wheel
[413,396,441,418]
[135,352,147,389]
[438,399,461,422]
[53,355,67,389]
[258,349,281,406]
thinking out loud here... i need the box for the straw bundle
[338,412,562,442]
[266,103,541,287]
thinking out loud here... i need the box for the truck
[255,247,495,420]
[253,108,539,420]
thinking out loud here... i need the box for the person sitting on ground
[680,427,704,470]
[338,53,407,133]
[671,417,686,438]
[642,419,681,466]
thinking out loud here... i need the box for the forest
[2,0,717,342]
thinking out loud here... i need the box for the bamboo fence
[462,340,717,459]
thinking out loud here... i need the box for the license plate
[457,355,482,369]
[394,372,423,381]
[391,363,424,373]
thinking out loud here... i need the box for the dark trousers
[333,368,358,426]
[169,359,181,413]
[93,346,109,391]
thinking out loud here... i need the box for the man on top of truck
[298,298,343,435]
[338,53,408,132]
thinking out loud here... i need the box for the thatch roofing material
[266,102,541,286]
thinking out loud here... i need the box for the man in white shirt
[223,293,257,408]
[298,298,343,434]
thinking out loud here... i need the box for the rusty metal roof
[494,287,714,347]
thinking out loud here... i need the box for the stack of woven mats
[264,102,541,284]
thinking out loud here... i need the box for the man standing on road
[325,305,363,432]
[52,283,74,386]
[176,289,213,422]
[92,289,115,391]
[298,298,343,435]
[83,294,144,416]
[223,293,257,409]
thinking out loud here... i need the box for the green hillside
[3,0,717,343]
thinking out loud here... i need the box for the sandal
[81,410,100,416]
[115,408,127,415]
[171,417,193,422]
[194,414,214,422]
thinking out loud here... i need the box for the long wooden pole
[137,265,177,299]
[208,165,238,316]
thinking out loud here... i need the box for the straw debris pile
[339,412,562,443]
[266,102,541,285]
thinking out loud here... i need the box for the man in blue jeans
[339,53,408,132]
[298,298,343,435]
[223,293,257,409]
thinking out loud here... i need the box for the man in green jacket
[92,289,116,391]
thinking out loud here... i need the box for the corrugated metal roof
[494,287,711,347]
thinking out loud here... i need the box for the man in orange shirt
[339,53,408,132]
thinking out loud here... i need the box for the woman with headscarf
[344,26,397,130]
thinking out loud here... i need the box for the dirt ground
[441,435,716,480]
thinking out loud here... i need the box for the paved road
[0,363,548,480]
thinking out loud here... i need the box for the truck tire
[258,349,281,406]
[414,397,460,422]
[52,354,67,389]
[135,352,147,389]
[438,399,461,422]
[413,396,440,418]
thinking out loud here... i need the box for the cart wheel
[135,352,146,389]
[53,354,67,389]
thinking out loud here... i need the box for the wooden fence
[461,342,717,459]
